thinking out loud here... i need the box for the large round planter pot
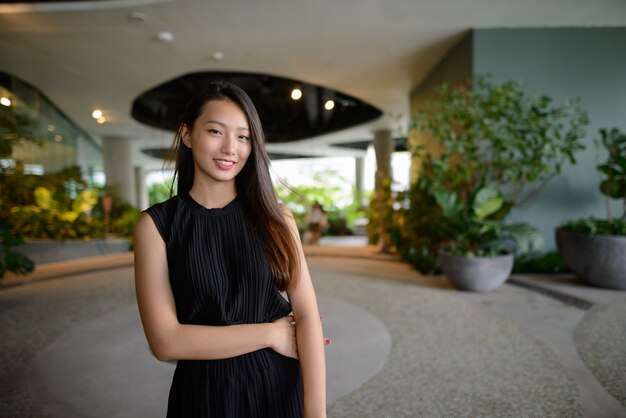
[439,251,514,292]
[555,227,626,290]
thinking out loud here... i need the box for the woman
[134,81,327,417]
[306,201,327,245]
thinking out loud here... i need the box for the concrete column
[373,130,393,252]
[374,130,393,180]
[135,166,149,210]
[103,136,136,207]
[354,156,365,208]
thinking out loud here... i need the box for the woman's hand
[269,316,332,359]
[270,316,298,359]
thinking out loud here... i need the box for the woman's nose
[220,135,236,154]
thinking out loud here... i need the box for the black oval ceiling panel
[131,71,382,143]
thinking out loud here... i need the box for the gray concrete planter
[15,238,130,264]
[439,251,514,292]
[555,227,626,290]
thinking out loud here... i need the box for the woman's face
[182,99,252,186]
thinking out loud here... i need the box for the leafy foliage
[382,76,588,272]
[0,104,41,158]
[275,170,365,234]
[512,251,569,274]
[9,185,103,240]
[559,127,626,235]
[561,218,626,236]
[366,176,398,247]
[596,127,626,219]
[412,76,588,207]
[148,181,172,206]
[0,227,34,279]
[1,165,139,242]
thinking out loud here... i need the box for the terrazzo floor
[1,249,625,417]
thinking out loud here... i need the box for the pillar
[354,156,365,208]
[374,130,393,179]
[373,130,393,252]
[135,165,149,210]
[103,136,136,207]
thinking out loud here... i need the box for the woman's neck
[188,181,237,209]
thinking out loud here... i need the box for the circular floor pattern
[574,300,626,407]
[26,295,391,417]
[309,261,583,418]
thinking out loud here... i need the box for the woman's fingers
[270,316,298,359]
[285,315,331,346]
[287,314,324,323]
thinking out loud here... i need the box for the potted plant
[556,127,626,290]
[409,76,588,291]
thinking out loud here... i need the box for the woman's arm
[134,212,296,361]
[283,207,327,418]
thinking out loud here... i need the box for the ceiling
[1,0,625,170]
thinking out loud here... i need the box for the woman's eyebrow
[205,119,226,127]
[205,120,249,131]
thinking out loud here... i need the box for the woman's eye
[208,129,221,135]
[239,136,249,142]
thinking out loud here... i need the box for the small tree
[402,76,588,272]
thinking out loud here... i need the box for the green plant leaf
[432,189,462,218]
[72,190,98,213]
[472,185,504,220]
[34,187,53,209]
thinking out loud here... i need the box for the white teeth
[216,160,234,166]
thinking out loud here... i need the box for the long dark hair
[167,81,300,291]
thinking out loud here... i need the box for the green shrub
[0,228,34,279]
[561,218,626,236]
[513,251,569,274]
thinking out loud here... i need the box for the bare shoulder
[135,211,154,232]
[134,212,161,242]
[134,212,166,270]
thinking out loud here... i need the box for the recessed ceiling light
[157,31,174,43]
[92,109,103,119]
[54,134,62,142]
[291,88,302,100]
[129,11,147,23]
[48,124,55,132]
[212,51,224,62]
[324,100,335,110]
[0,97,11,106]
[97,116,106,124]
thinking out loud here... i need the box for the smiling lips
[214,159,235,170]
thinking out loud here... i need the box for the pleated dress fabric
[144,193,303,418]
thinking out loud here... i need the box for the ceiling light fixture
[97,117,106,124]
[324,100,335,110]
[291,88,302,100]
[0,97,11,106]
[212,51,224,62]
[129,11,147,23]
[157,31,174,43]
[92,109,103,119]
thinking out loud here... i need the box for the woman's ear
[181,125,192,148]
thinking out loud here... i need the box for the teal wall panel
[473,27,626,248]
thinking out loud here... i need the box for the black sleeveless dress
[144,193,303,418]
